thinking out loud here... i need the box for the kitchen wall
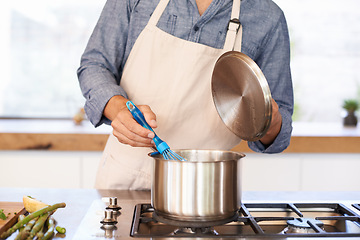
[1,151,359,191]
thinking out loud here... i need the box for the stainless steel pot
[150,150,245,224]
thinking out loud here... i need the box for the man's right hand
[103,95,157,147]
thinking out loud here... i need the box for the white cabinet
[0,151,102,189]
[1,151,359,191]
[241,153,360,191]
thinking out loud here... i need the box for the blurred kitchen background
[0,0,359,191]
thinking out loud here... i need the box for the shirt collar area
[189,0,233,27]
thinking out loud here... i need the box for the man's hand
[260,98,282,146]
[103,95,157,147]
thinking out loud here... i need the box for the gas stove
[130,203,360,238]
[73,195,360,239]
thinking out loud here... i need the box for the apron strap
[233,23,243,52]
[148,0,170,27]
[223,0,242,52]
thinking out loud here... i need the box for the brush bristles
[162,149,186,161]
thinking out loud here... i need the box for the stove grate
[353,204,360,212]
[130,203,360,238]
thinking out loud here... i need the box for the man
[77,0,293,189]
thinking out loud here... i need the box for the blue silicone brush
[126,101,186,161]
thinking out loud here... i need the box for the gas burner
[285,218,324,234]
[171,227,218,236]
[152,210,239,228]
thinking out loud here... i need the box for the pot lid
[211,51,272,141]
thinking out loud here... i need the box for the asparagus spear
[14,218,37,240]
[16,215,26,232]
[41,216,55,240]
[35,225,44,239]
[0,203,66,239]
[13,230,29,240]
[23,218,38,232]
[27,213,50,239]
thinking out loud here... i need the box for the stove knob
[106,197,122,211]
[100,210,118,229]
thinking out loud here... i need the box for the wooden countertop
[0,119,360,153]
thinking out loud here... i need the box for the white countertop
[0,118,112,134]
[0,119,359,137]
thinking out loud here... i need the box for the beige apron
[95,0,243,190]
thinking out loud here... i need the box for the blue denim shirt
[77,0,293,153]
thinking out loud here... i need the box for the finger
[120,110,155,138]
[112,128,153,147]
[111,117,154,145]
[138,105,157,128]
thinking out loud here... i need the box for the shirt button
[194,25,199,31]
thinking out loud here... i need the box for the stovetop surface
[131,203,360,238]
[73,198,360,240]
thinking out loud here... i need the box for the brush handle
[126,101,169,153]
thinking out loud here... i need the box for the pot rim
[148,149,246,163]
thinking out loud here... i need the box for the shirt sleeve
[77,0,131,127]
[248,11,294,153]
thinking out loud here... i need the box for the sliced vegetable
[55,226,66,234]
